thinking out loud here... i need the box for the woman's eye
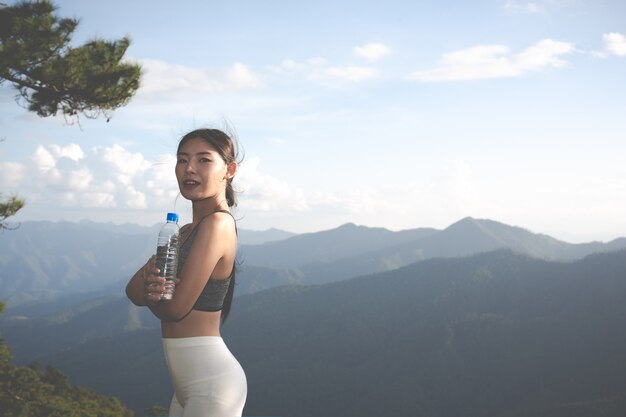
[176,158,187,164]
[199,158,211,163]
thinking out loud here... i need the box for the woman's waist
[161,310,222,338]
[162,335,225,348]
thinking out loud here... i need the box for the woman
[126,128,247,417]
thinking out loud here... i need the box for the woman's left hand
[143,255,165,306]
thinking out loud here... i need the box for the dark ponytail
[225,177,236,208]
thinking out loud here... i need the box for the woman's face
[175,137,232,202]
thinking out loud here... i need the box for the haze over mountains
[1,217,624,309]
[6,211,623,320]
[1,217,625,416]
[0,219,295,309]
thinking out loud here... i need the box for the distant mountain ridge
[2,217,625,310]
[0,220,297,308]
[237,227,297,245]
[238,222,439,268]
[242,217,626,287]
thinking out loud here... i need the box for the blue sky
[1,0,625,242]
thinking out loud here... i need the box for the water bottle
[155,212,179,300]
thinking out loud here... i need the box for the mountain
[0,220,296,308]
[0,264,303,364]
[2,217,625,311]
[423,217,626,260]
[0,220,440,308]
[238,222,439,268]
[76,219,161,235]
[6,249,626,416]
[0,221,155,307]
[226,249,626,417]
[293,217,626,285]
[237,227,297,245]
[1,295,159,364]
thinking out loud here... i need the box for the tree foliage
[144,405,169,416]
[0,301,135,416]
[0,0,143,227]
[0,0,142,121]
[0,194,25,231]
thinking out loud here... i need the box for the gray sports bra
[176,210,235,312]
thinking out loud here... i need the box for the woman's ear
[225,161,238,180]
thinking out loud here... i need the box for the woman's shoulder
[197,210,236,234]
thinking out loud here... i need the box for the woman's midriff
[161,309,222,338]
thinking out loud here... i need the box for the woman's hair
[177,128,240,207]
[177,128,241,323]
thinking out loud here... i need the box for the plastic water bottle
[155,212,179,300]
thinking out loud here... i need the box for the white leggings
[162,336,247,417]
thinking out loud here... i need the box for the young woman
[126,128,247,417]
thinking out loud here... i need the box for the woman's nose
[185,161,195,172]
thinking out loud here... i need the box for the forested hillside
[0,301,136,417]
[5,249,624,416]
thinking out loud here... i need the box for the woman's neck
[191,197,229,224]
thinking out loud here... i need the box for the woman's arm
[151,212,236,321]
[125,257,180,321]
[125,255,163,307]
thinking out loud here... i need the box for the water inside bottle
[156,234,179,300]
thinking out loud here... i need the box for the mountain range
[1,217,626,416]
[2,217,625,311]
[2,249,625,416]
[0,220,294,309]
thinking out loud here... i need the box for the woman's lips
[182,180,200,189]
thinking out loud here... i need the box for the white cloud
[67,168,93,190]
[307,57,328,66]
[32,145,57,173]
[308,188,396,215]
[256,159,481,232]
[0,162,25,186]
[278,59,306,72]
[270,58,379,83]
[603,32,626,56]
[48,143,84,161]
[136,59,262,98]
[95,144,151,185]
[144,158,179,200]
[3,143,181,212]
[227,62,263,89]
[10,148,429,227]
[235,156,308,211]
[125,185,148,209]
[324,66,380,82]
[232,156,480,225]
[410,39,575,82]
[354,42,392,61]
[82,191,117,208]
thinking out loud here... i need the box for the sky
[1,0,625,243]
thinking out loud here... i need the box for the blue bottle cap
[166,212,179,222]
